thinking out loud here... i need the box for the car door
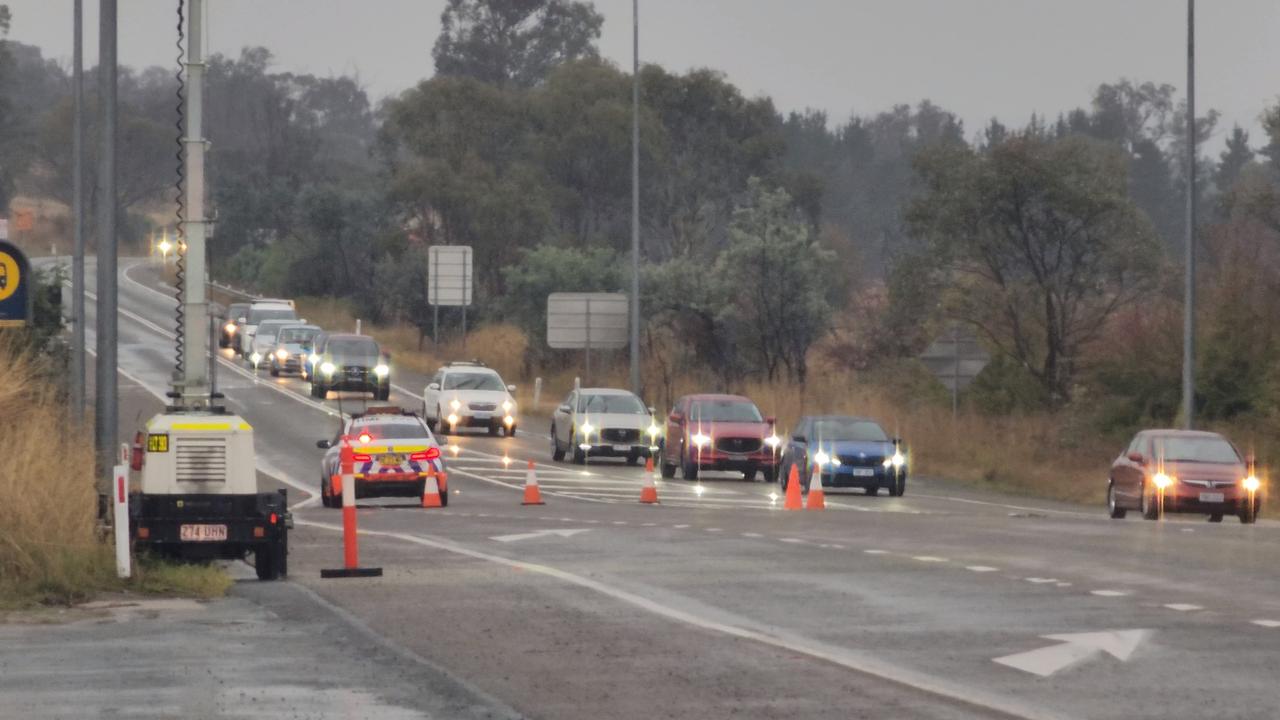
[553,391,575,446]
[424,370,443,418]
[1115,433,1146,503]
[786,418,811,477]
[664,397,687,463]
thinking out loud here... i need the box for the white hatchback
[423,362,518,436]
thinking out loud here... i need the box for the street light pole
[94,0,118,498]
[1182,0,1196,429]
[628,0,641,395]
[71,0,85,422]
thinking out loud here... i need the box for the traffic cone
[784,463,803,510]
[522,460,545,505]
[422,471,443,508]
[806,462,826,510]
[639,456,659,504]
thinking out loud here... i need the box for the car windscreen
[443,373,504,391]
[327,338,380,362]
[352,422,430,441]
[689,400,763,423]
[579,394,646,414]
[811,419,888,442]
[278,327,318,344]
[1154,436,1240,464]
[227,304,249,319]
[248,306,297,323]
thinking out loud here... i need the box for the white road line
[642,522,657,527]
[294,518,1075,720]
[1025,578,1059,584]
[1251,619,1280,628]
[966,566,999,573]
[863,549,888,555]
[779,537,804,544]
[913,556,948,563]
[741,532,763,538]
[673,524,690,529]
[705,528,722,533]
[1164,603,1204,612]
[613,521,628,525]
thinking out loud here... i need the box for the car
[309,333,391,401]
[549,388,662,465]
[423,361,518,436]
[316,406,446,507]
[1108,429,1263,524]
[218,302,250,349]
[779,415,907,497]
[659,394,780,482]
[245,319,300,369]
[237,299,297,355]
[268,323,320,377]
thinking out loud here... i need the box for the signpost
[919,324,990,419]
[427,245,473,348]
[0,239,32,329]
[547,292,628,383]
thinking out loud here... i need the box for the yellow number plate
[147,433,169,453]
[379,454,403,466]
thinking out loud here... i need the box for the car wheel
[426,415,437,432]
[680,450,698,481]
[892,474,907,497]
[572,443,586,464]
[551,426,566,462]
[865,485,880,496]
[376,387,390,401]
[1140,482,1162,520]
[626,453,639,466]
[742,468,757,482]
[1208,512,1224,523]
[254,543,281,581]
[761,466,777,484]
[1107,482,1126,519]
[1239,502,1259,524]
[269,365,279,377]
[320,477,332,508]
[487,422,500,437]
[506,424,518,437]
[439,481,449,507]
[660,457,677,479]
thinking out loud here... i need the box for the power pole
[628,0,641,396]
[1182,0,1196,429]
[71,0,86,422]
[94,0,118,497]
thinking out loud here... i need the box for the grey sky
[7,1,1278,151]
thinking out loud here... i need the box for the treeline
[4,1,1280,432]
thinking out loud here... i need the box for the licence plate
[613,444,631,452]
[850,468,875,477]
[1199,492,1225,503]
[379,454,403,466]
[472,412,492,419]
[179,524,228,542]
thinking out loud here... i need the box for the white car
[550,388,661,465]
[423,362,518,436]
[245,319,300,369]
[237,299,296,355]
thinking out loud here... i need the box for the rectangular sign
[427,245,473,307]
[147,433,170,453]
[547,292,628,349]
[0,240,32,328]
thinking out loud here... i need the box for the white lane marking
[1091,590,1130,597]
[913,556,948,563]
[642,522,657,527]
[741,532,763,538]
[705,527,722,533]
[450,467,614,504]
[1056,583,1072,588]
[967,566,999,573]
[612,521,628,525]
[993,630,1151,678]
[910,492,1096,519]
[490,528,590,543]
[1025,577,1059,584]
[1164,603,1203,612]
[779,537,803,544]
[1251,620,1280,628]
[829,544,845,550]
[673,524,690,529]
[863,549,888,555]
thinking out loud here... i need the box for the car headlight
[647,423,661,439]
[504,415,514,426]
[814,450,831,466]
[250,351,262,365]
[447,413,459,425]
[224,323,236,333]
[309,353,320,365]
[320,361,335,377]
[691,432,709,449]
[1243,476,1261,492]
[275,349,288,361]
[502,399,513,412]
[882,450,906,469]
[1153,472,1173,489]
[579,421,595,437]
[373,364,389,377]
[450,398,461,411]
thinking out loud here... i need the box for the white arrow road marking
[994,630,1151,678]
[490,528,591,543]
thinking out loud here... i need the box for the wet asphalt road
[23,256,1280,720]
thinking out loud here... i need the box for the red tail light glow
[353,453,372,462]
[411,448,442,461]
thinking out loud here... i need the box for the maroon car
[659,394,780,482]
[1108,429,1262,523]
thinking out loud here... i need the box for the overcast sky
[6,1,1279,151]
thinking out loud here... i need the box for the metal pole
[628,0,641,395]
[71,0,85,422]
[1182,0,1196,429]
[951,325,959,421]
[585,299,591,385]
[431,248,439,347]
[93,0,117,498]
[178,0,210,404]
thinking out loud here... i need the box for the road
[36,256,1280,719]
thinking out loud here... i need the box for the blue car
[779,416,907,497]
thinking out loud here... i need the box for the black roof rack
[446,360,487,368]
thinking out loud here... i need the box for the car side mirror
[558,403,571,413]
[792,434,805,443]
[1127,451,1145,464]
[892,437,903,446]
[237,317,247,324]
[316,439,332,449]
[507,384,517,392]
[765,416,776,425]
[669,412,684,424]
[647,406,656,415]
[427,382,440,391]
[383,352,392,362]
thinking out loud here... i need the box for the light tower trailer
[131,413,289,580]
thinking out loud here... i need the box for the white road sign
[919,324,990,392]
[547,293,628,350]
[428,245,473,307]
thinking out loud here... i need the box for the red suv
[660,394,780,482]
[1108,429,1263,523]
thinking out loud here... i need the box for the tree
[1215,126,1254,194]
[909,134,1160,405]
[433,0,603,88]
[499,245,623,359]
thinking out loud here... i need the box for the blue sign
[0,240,32,328]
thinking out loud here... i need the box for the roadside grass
[0,338,232,610]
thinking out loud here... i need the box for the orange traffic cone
[522,460,545,505]
[784,463,803,510]
[422,471,443,508]
[806,462,826,510]
[639,456,659,504]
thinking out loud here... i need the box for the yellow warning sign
[0,250,19,302]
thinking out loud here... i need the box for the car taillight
[411,448,441,461]
[353,453,372,462]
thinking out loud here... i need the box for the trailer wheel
[255,540,284,581]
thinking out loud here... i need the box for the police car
[316,407,447,507]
